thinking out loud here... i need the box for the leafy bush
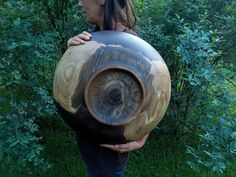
[135,0,236,174]
[0,1,57,174]
[176,23,236,174]
[0,0,93,174]
[0,0,235,175]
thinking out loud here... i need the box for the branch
[225,76,236,88]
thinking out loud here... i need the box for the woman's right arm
[67,31,92,47]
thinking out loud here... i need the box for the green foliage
[0,0,93,174]
[33,0,93,54]
[8,126,236,177]
[187,118,236,174]
[135,0,236,174]
[0,1,57,174]
[0,0,235,175]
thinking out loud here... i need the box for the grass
[1,118,236,177]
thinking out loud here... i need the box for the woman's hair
[99,0,137,30]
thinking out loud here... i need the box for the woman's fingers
[81,31,92,38]
[67,37,84,47]
[67,36,86,47]
[76,31,91,41]
[67,31,92,47]
[100,144,131,153]
[77,33,90,40]
[82,31,92,37]
[100,133,150,153]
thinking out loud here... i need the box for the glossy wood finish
[53,31,171,142]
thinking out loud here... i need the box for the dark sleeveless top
[58,27,137,140]
[56,28,137,173]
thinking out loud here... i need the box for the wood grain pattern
[53,41,103,113]
[53,31,171,142]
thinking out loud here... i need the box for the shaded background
[0,0,235,176]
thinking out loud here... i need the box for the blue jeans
[87,167,126,177]
[75,130,129,177]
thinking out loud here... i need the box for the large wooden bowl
[53,31,171,143]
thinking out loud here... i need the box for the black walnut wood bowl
[53,31,171,144]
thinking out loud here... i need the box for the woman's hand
[100,133,149,153]
[67,31,92,47]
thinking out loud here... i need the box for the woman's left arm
[100,133,149,153]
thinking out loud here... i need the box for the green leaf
[7,43,17,50]
[0,121,7,125]
[18,41,33,47]
[6,80,21,86]
[13,18,21,26]
[9,140,19,148]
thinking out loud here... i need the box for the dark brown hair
[100,0,137,30]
